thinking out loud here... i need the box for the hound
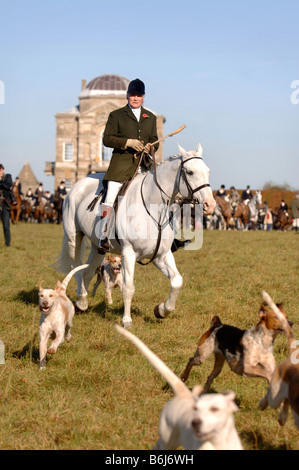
[181,301,292,392]
[259,291,299,429]
[92,254,122,304]
[115,325,243,450]
[39,264,88,369]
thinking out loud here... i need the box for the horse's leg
[75,243,104,311]
[121,245,137,329]
[16,207,21,223]
[153,250,183,319]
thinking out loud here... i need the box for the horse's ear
[196,143,203,157]
[178,144,188,160]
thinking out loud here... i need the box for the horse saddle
[86,180,130,213]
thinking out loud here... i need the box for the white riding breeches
[104,181,123,207]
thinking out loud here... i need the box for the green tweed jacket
[103,105,159,182]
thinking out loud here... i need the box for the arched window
[99,130,113,162]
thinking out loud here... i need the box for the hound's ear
[259,302,267,317]
[192,384,203,398]
[196,143,203,157]
[223,391,239,412]
[276,302,284,312]
[55,280,62,292]
[38,281,44,292]
[178,144,188,160]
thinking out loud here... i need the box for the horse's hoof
[154,305,165,319]
[122,317,132,329]
[75,300,88,312]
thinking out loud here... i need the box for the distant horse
[233,191,262,230]
[22,199,34,222]
[10,184,22,224]
[272,208,292,231]
[54,143,216,328]
[34,196,45,223]
[53,191,64,224]
[44,201,57,223]
[214,196,232,229]
[216,191,262,230]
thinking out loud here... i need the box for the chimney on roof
[81,79,86,91]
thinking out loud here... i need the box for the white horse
[54,143,216,328]
[248,190,262,225]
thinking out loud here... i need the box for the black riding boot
[171,238,192,253]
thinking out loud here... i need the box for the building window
[99,130,113,162]
[63,142,73,161]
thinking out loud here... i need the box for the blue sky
[0,0,298,192]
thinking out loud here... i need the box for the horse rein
[149,150,211,200]
[137,154,210,266]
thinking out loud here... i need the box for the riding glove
[126,139,144,152]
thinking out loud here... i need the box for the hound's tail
[60,264,89,294]
[262,290,296,355]
[115,325,191,397]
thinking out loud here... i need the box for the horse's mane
[156,153,182,166]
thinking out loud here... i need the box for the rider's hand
[143,143,152,154]
[126,139,144,152]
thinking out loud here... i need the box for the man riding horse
[97,78,189,254]
[228,186,240,216]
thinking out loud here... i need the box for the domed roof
[86,74,130,92]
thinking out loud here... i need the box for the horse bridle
[179,156,211,203]
[138,154,210,266]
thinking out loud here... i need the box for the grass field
[0,223,298,450]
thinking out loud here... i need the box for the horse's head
[178,143,216,215]
[255,190,262,205]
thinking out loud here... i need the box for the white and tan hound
[92,255,122,305]
[39,264,88,369]
[181,301,292,392]
[259,291,299,429]
[115,325,243,450]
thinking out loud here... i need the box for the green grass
[0,224,298,449]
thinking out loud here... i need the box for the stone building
[17,161,39,195]
[44,74,165,190]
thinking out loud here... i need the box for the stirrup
[98,237,110,254]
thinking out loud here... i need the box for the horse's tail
[52,231,76,273]
[115,325,191,397]
[59,264,89,294]
[52,190,85,274]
